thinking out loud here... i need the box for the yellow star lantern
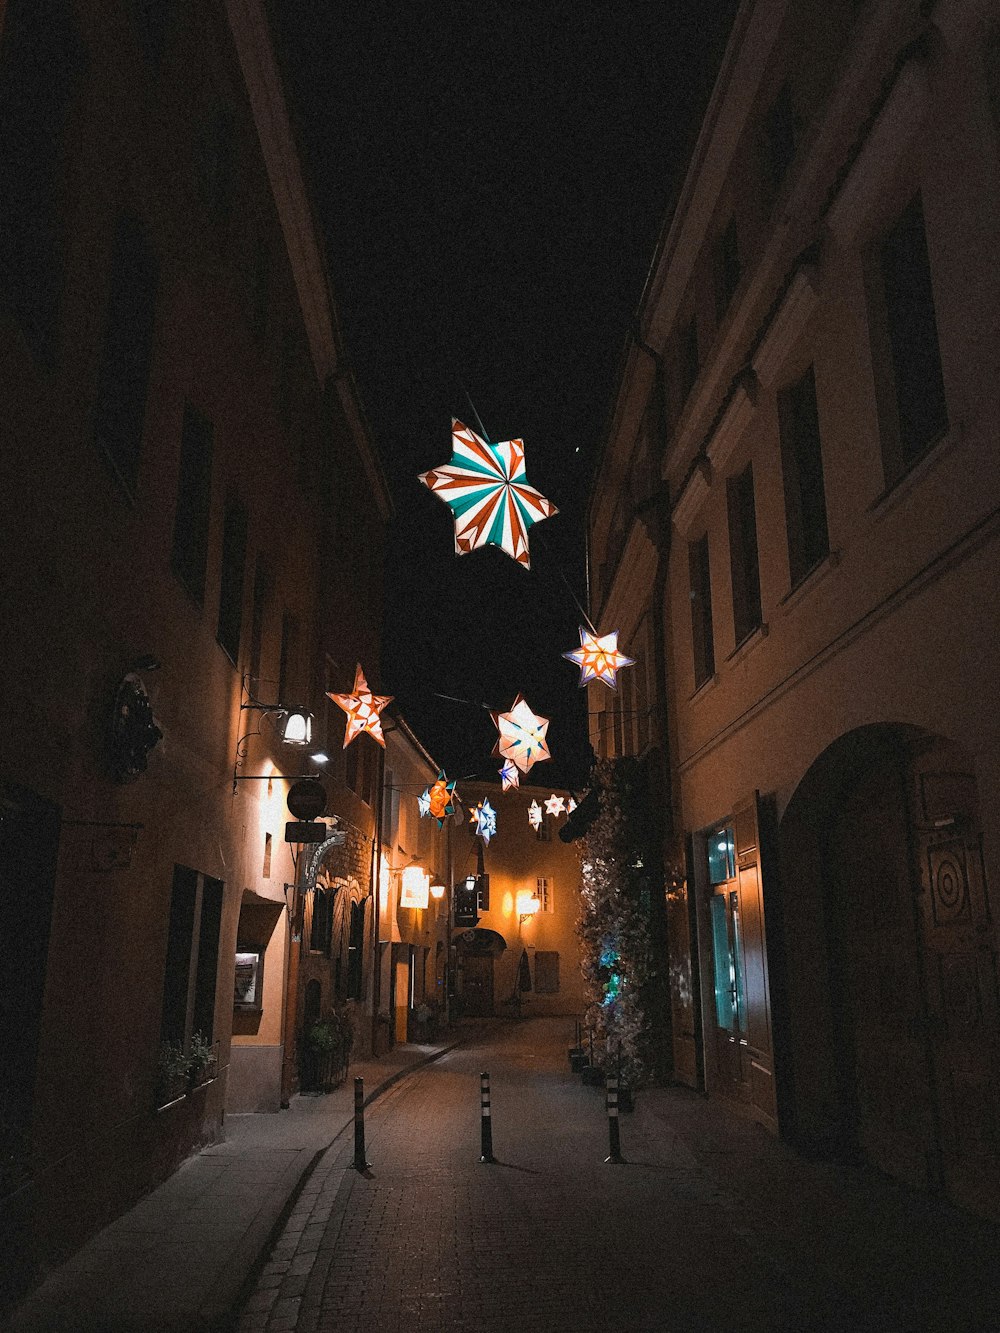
[327,665,393,748]
[562,626,635,690]
[491,693,551,775]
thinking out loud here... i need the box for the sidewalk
[9,1037,461,1333]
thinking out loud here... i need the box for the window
[762,82,797,201]
[728,462,762,645]
[535,951,560,994]
[171,404,214,603]
[216,497,247,664]
[277,610,297,703]
[536,877,552,913]
[93,213,159,497]
[160,865,223,1048]
[536,815,551,843]
[347,900,365,1000]
[0,0,82,365]
[689,533,715,688]
[873,193,948,478]
[708,824,735,884]
[778,365,829,586]
[714,215,741,320]
[310,887,334,954]
[247,556,271,690]
[195,98,235,237]
[679,317,700,405]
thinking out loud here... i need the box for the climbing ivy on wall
[576,757,668,1086]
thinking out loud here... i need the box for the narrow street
[237,1018,1000,1333]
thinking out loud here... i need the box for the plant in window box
[156,1041,191,1105]
[186,1031,216,1089]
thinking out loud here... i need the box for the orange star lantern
[328,665,393,748]
[562,627,635,690]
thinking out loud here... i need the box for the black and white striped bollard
[479,1071,496,1164]
[605,1074,625,1164]
[352,1076,371,1171]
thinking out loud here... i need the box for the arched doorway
[779,725,1000,1218]
[455,928,506,1017]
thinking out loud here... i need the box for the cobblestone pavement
[237,1017,1000,1333]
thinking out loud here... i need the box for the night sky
[273,2,739,789]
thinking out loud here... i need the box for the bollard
[352,1076,371,1171]
[479,1071,496,1164]
[604,1074,625,1164]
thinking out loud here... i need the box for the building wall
[588,0,1000,1216]
[0,0,389,1296]
[452,782,586,1019]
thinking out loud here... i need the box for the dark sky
[273,1,738,789]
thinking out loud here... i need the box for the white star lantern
[562,627,635,690]
[328,665,393,748]
[418,419,557,569]
[499,759,520,792]
[528,800,543,830]
[417,789,431,818]
[492,693,551,775]
[544,794,566,817]
[470,798,497,844]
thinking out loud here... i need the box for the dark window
[216,497,247,664]
[160,865,223,1047]
[129,0,171,66]
[536,815,551,843]
[93,213,159,497]
[689,533,715,687]
[535,951,560,994]
[251,235,270,342]
[877,194,948,472]
[679,317,700,404]
[171,405,214,603]
[347,901,365,1000]
[195,99,235,236]
[714,216,741,320]
[778,366,829,586]
[310,886,334,954]
[0,0,82,365]
[248,556,270,690]
[762,82,797,200]
[728,463,762,645]
[277,610,297,703]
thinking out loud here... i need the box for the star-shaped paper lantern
[544,794,566,817]
[492,693,551,774]
[567,797,577,813]
[528,800,543,830]
[417,789,431,818]
[499,759,520,792]
[418,419,557,569]
[469,798,497,844]
[562,627,635,690]
[328,665,393,748]
[427,771,457,826]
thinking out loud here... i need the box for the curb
[216,1038,465,1330]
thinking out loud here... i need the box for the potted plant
[156,1041,191,1106]
[186,1031,216,1090]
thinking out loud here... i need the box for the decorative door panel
[912,742,1000,1219]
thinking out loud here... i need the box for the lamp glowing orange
[429,881,446,901]
[400,863,430,909]
[516,890,540,918]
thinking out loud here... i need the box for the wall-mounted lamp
[429,881,447,901]
[400,860,430,910]
[233,677,316,791]
[517,890,541,923]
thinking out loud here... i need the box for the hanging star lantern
[544,794,566,818]
[492,693,551,774]
[417,789,432,818]
[528,800,543,830]
[562,627,635,690]
[499,759,520,792]
[418,419,558,569]
[469,798,497,844]
[426,771,457,826]
[328,664,393,748]
[567,797,577,813]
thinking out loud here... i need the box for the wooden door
[829,753,936,1188]
[911,742,1000,1218]
[733,794,778,1131]
[461,954,494,1017]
